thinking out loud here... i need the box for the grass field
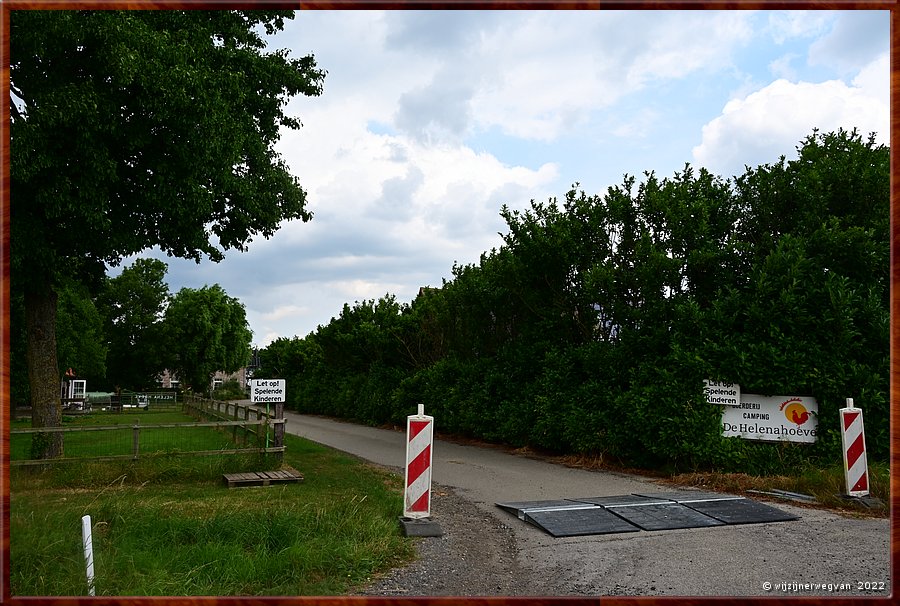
[10,409,265,462]
[10,433,416,596]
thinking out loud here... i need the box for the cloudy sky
[121,9,890,347]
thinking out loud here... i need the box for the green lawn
[10,432,416,596]
[11,409,264,462]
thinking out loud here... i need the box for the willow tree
[10,10,325,457]
[163,284,252,396]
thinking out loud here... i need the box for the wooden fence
[183,395,285,458]
[10,397,284,466]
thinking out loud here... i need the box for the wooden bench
[223,466,303,488]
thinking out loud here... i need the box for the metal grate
[497,492,798,537]
[682,497,799,525]
[605,503,725,531]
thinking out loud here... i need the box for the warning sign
[250,379,286,403]
[704,380,740,407]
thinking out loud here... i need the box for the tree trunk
[25,281,63,459]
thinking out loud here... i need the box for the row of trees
[10,257,253,405]
[256,129,889,474]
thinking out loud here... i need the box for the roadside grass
[10,433,416,596]
[666,460,890,516]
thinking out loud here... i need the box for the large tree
[10,10,325,457]
[163,284,252,395]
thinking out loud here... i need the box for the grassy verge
[665,460,890,516]
[10,433,416,596]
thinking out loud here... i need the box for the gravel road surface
[280,411,891,597]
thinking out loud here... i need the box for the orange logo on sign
[780,399,810,426]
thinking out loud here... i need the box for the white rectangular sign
[721,394,818,443]
[704,380,740,407]
[250,379,286,403]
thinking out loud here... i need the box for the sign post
[250,379,286,460]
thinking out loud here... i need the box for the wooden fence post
[257,409,264,450]
[274,401,284,463]
[132,422,140,460]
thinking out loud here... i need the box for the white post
[81,515,95,596]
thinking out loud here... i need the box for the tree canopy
[10,10,325,457]
[11,10,324,286]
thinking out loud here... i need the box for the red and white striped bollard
[840,398,869,497]
[404,403,434,519]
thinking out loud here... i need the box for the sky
[117,9,890,348]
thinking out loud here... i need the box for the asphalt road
[280,410,891,597]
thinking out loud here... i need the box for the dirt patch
[356,484,547,597]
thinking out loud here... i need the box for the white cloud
[766,11,834,44]
[692,55,888,176]
[851,52,889,106]
[332,278,407,300]
[624,12,754,87]
[368,166,425,221]
[261,305,310,322]
[383,10,506,54]
[768,53,800,80]
[394,75,475,144]
[259,332,283,347]
[808,11,889,75]
[430,11,757,143]
[612,108,661,139]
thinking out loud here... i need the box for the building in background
[157,349,260,393]
[157,368,246,392]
